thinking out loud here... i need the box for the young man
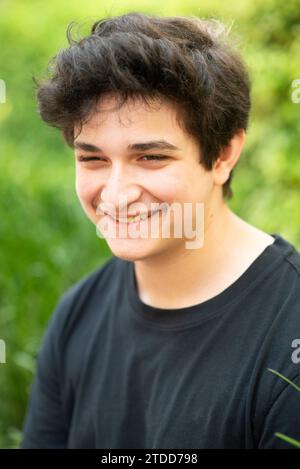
[21,12,300,449]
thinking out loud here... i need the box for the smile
[104,209,161,224]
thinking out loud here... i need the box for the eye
[139,155,169,161]
[77,156,105,162]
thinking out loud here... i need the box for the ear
[212,129,246,188]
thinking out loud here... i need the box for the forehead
[75,93,189,146]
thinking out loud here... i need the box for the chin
[106,240,154,262]
[105,236,168,262]
[106,235,182,263]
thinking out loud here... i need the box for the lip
[104,209,160,224]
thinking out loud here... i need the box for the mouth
[104,209,161,225]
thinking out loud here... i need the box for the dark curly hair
[36,12,251,199]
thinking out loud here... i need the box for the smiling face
[74,93,220,262]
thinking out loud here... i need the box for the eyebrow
[73,140,181,153]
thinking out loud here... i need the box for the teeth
[117,210,158,223]
[129,212,148,223]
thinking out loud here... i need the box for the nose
[98,163,142,214]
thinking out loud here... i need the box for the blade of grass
[275,432,300,448]
[267,368,300,393]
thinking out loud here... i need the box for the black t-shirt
[21,233,300,449]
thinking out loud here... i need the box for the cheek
[154,165,211,204]
[75,172,100,217]
[146,169,186,203]
[148,179,178,203]
[183,165,214,202]
[75,169,97,198]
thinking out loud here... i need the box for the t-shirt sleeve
[20,290,73,448]
[257,373,300,449]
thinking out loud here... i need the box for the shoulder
[273,234,300,308]
[249,235,300,421]
[283,240,300,278]
[61,255,121,305]
[267,233,300,291]
[264,234,300,340]
[42,255,126,344]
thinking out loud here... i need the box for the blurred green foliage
[0,0,299,448]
